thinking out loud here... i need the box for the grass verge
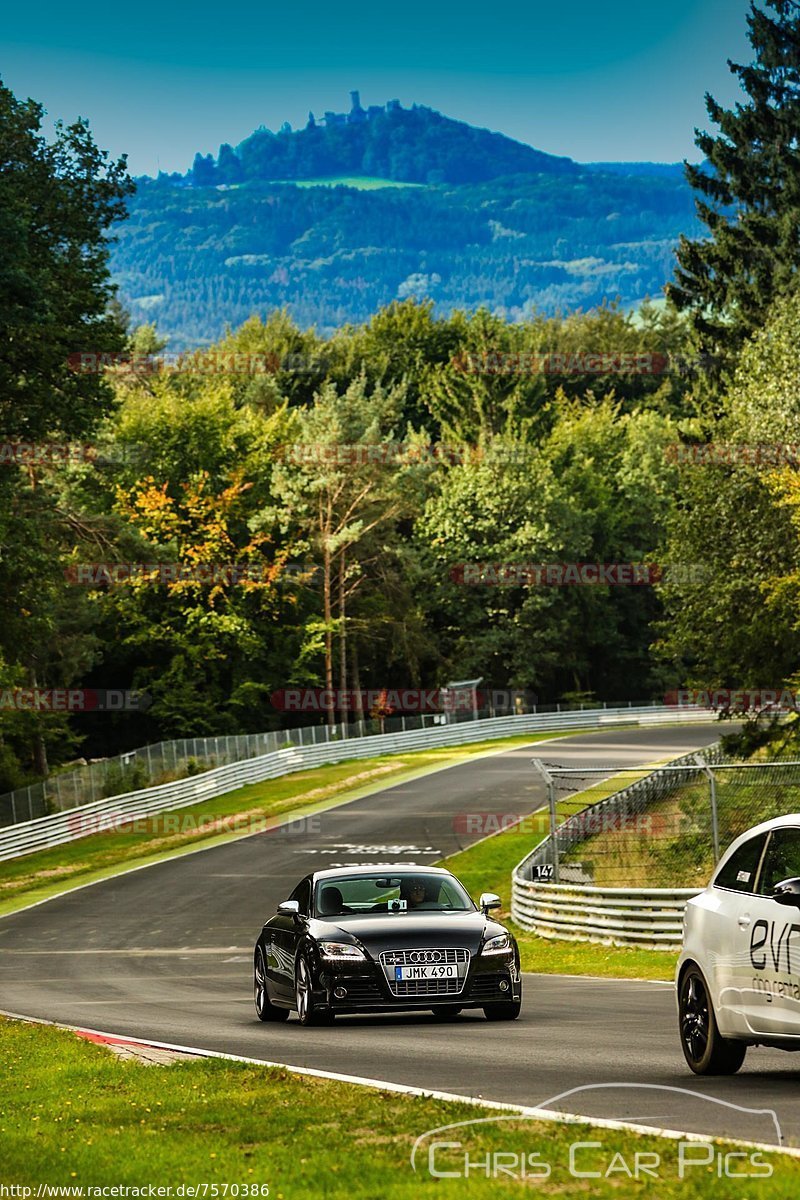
[282,175,423,189]
[439,762,677,981]
[1,1015,794,1197]
[0,731,573,919]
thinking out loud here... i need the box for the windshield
[314,873,474,917]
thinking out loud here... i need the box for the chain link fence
[0,697,668,828]
[519,750,800,890]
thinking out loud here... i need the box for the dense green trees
[0,288,705,786]
[0,78,132,784]
[668,0,800,363]
[657,289,800,694]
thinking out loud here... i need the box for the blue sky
[1,0,752,175]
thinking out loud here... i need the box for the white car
[677,814,800,1074]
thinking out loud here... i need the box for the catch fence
[511,750,800,947]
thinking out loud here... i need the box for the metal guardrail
[511,745,726,948]
[511,879,701,948]
[0,704,713,863]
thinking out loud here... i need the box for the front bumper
[315,950,521,1012]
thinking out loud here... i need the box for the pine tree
[217,143,243,185]
[667,0,800,362]
[191,152,216,186]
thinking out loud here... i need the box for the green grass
[0,731,571,918]
[1,1016,796,1196]
[440,762,677,981]
[278,175,423,189]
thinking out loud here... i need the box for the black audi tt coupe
[253,864,522,1025]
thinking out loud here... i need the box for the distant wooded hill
[110,99,700,348]
[188,97,581,187]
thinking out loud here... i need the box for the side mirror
[479,892,502,914]
[277,899,301,918]
[773,878,800,907]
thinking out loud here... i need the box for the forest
[3,0,800,789]
[112,168,701,348]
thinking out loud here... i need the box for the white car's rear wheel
[679,967,746,1075]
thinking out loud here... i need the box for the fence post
[695,754,720,864]
[531,758,559,884]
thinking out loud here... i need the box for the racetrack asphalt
[2,724,797,1148]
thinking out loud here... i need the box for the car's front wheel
[484,1000,521,1021]
[679,966,746,1075]
[254,948,289,1022]
[295,954,334,1026]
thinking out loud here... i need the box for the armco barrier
[511,878,701,949]
[0,704,713,863]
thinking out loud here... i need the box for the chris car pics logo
[411,1085,781,1183]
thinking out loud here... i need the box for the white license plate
[395,964,457,981]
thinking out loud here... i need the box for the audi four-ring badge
[253,865,522,1025]
[677,814,800,1074]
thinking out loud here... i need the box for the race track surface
[2,726,796,1147]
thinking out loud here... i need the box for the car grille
[393,976,463,997]
[379,947,470,997]
[382,948,468,967]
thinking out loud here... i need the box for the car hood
[309,911,505,955]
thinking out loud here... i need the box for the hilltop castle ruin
[306,92,402,130]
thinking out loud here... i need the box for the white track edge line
[0,1007,797,1158]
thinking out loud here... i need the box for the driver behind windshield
[400,876,435,909]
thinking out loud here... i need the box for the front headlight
[481,932,511,955]
[319,941,366,961]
